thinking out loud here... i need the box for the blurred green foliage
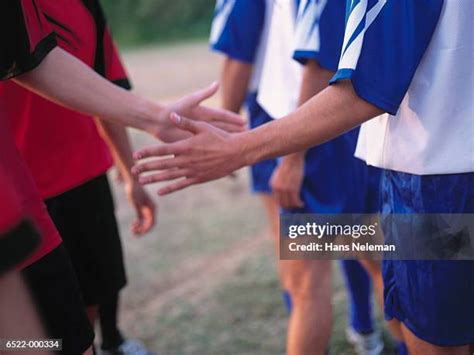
[101,0,215,46]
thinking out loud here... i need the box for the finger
[138,169,189,185]
[133,158,187,178]
[158,178,198,195]
[288,191,304,209]
[139,204,155,234]
[132,206,145,236]
[170,112,205,135]
[273,190,285,209]
[185,81,219,106]
[134,142,185,160]
[194,106,245,125]
[211,121,246,133]
[281,192,292,210]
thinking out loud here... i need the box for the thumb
[170,112,204,135]
[187,81,219,106]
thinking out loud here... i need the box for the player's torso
[0,0,113,198]
[358,0,473,175]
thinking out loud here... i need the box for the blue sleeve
[293,0,346,72]
[209,0,266,64]
[330,0,444,115]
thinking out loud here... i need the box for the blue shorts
[381,170,474,346]
[245,93,278,194]
[286,128,381,214]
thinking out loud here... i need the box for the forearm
[285,60,337,161]
[95,119,136,184]
[238,81,383,165]
[220,58,253,113]
[14,48,165,136]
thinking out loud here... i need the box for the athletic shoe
[100,339,155,355]
[346,326,384,355]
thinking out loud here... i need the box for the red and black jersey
[1,0,132,199]
[0,167,41,274]
[0,0,57,80]
[40,0,131,88]
[0,0,60,271]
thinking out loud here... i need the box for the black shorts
[45,174,127,306]
[22,245,95,355]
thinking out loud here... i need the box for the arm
[95,120,156,236]
[14,48,245,142]
[234,81,381,163]
[132,80,383,195]
[220,57,253,113]
[270,60,335,209]
[15,48,162,135]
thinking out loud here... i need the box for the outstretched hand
[132,113,245,195]
[156,82,246,143]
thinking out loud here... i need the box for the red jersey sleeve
[103,27,131,90]
[0,0,57,80]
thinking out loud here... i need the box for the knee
[283,260,331,301]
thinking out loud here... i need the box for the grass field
[104,42,396,355]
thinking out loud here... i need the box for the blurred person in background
[209,0,287,301]
[133,0,474,354]
[271,0,402,354]
[260,1,381,354]
[210,1,382,354]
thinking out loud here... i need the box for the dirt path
[122,229,271,338]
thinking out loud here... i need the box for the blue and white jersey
[293,0,346,71]
[257,0,303,119]
[209,0,273,93]
[331,0,473,175]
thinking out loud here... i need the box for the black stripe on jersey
[44,14,80,49]
[112,78,132,90]
[31,0,42,25]
[81,0,107,76]
[0,0,57,80]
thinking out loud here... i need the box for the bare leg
[284,259,333,355]
[402,323,470,355]
[0,272,52,355]
[261,195,332,354]
[260,194,284,279]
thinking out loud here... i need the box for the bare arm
[240,81,382,162]
[270,60,336,208]
[95,120,138,185]
[96,120,156,235]
[14,48,245,142]
[220,58,253,113]
[132,81,383,195]
[14,48,161,135]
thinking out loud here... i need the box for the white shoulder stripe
[210,0,237,45]
[294,0,328,52]
[339,0,387,70]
